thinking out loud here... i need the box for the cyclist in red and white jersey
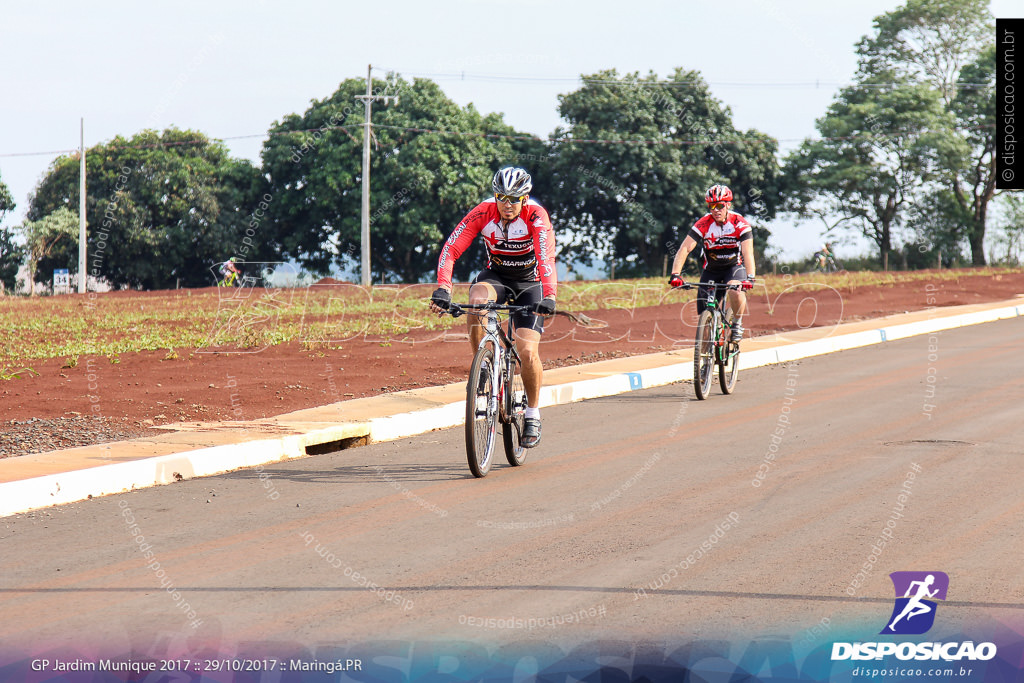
[669,184,756,342]
[429,167,557,448]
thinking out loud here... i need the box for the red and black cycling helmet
[705,184,733,205]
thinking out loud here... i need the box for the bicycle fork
[490,348,503,420]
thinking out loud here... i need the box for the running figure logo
[881,571,949,635]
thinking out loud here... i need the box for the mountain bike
[447,302,532,477]
[218,270,239,287]
[676,282,745,400]
[810,252,841,273]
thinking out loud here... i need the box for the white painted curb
[0,424,365,517]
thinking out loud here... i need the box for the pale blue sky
[1,1,1014,262]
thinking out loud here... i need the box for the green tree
[990,193,1024,265]
[857,0,995,265]
[262,74,520,284]
[783,77,963,269]
[0,227,22,293]
[905,187,970,266]
[856,0,992,106]
[949,45,997,265]
[29,128,266,289]
[20,207,78,294]
[0,173,13,222]
[545,69,779,278]
[0,174,20,292]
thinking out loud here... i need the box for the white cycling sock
[525,407,540,420]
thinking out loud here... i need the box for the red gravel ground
[2,270,1022,456]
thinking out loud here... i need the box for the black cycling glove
[533,298,556,316]
[430,288,450,310]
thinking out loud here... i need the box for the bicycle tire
[719,310,740,394]
[502,354,527,466]
[465,345,497,477]
[693,310,716,400]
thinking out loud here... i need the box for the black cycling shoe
[521,418,542,448]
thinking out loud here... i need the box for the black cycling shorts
[471,269,545,334]
[697,264,748,315]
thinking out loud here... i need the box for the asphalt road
[1,318,1022,672]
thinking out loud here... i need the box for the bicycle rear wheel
[693,310,716,400]
[502,355,527,466]
[465,346,497,477]
[719,310,740,394]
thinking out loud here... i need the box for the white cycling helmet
[492,167,533,196]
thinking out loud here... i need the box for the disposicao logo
[881,570,948,635]
[831,571,997,663]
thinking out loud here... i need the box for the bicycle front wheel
[502,355,527,467]
[693,310,716,400]
[719,310,740,394]
[466,345,497,477]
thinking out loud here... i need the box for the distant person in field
[812,242,840,272]
[218,257,241,286]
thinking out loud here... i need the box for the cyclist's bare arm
[733,240,756,283]
[671,235,698,275]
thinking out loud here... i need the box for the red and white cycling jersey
[688,211,752,269]
[437,198,557,299]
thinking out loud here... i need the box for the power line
[378,67,994,90]
[0,120,995,160]
[0,125,364,159]
[373,122,994,147]
[0,148,79,159]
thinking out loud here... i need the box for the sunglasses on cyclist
[495,193,524,205]
[709,202,728,211]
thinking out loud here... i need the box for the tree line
[0,0,1012,292]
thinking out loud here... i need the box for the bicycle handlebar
[672,280,753,291]
[447,302,535,319]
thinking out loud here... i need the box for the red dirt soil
[2,271,1022,453]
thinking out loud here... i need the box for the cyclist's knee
[520,347,541,368]
[516,334,541,364]
[468,282,496,304]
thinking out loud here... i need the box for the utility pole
[78,118,87,293]
[355,64,398,287]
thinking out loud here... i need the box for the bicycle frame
[700,283,740,359]
[478,307,520,392]
[452,303,523,402]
